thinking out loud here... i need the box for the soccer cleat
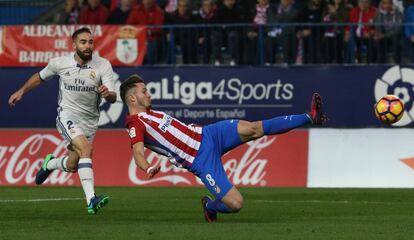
[308,93,327,125]
[201,195,217,223]
[35,154,54,185]
[87,195,109,214]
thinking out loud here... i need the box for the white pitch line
[0,197,83,203]
[252,199,411,205]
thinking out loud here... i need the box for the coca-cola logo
[224,136,272,186]
[128,136,274,186]
[0,134,73,185]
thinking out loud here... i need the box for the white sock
[47,156,69,172]
[77,158,95,204]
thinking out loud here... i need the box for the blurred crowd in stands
[51,0,414,65]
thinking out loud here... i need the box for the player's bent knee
[66,161,78,172]
[222,187,244,212]
[227,196,244,212]
[79,145,93,158]
[230,199,244,212]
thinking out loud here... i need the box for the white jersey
[39,53,115,123]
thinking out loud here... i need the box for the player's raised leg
[35,150,78,185]
[238,92,326,142]
[308,92,327,125]
[71,135,109,214]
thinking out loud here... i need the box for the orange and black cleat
[309,93,327,125]
[201,195,217,223]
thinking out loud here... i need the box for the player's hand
[146,166,161,179]
[8,90,24,107]
[98,85,110,98]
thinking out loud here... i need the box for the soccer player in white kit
[8,27,116,214]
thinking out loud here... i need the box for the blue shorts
[190,119,242,199]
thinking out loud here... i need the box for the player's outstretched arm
[132,142,160,179]
[8,73,43,107]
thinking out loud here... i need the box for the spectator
[245,0,271,65]
[127,0,165,64]
[239,0,259,22]
[110,0,137,11]
[404,1,414,61]
[166,0,197,64]
[345,0,377,63]
[212,0,244,65]
[322,0,348,63]
[374,0,403,63]
[79,0,110,24]
[107,0,134,24]
[54,0,80,24]
[195,0,218,64]
[343,0,357,9]
[110,0,120,11]
[158,0,201,13]
[349,0,380,6]
[160,0,178,13]
[297,0,325,64]
[265,0,299,64]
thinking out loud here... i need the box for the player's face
[134,83,152,109]
[73,32,94,61]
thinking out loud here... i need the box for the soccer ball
[374,95,405,124]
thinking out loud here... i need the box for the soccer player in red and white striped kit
[120,74,326,222]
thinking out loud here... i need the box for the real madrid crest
[89,71,96,80]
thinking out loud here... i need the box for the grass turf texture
[1,187,414,239]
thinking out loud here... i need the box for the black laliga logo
[375,65,414,126]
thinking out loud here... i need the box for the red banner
[0,130,308,187]
[0,25,147,66]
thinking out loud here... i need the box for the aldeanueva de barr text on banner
[0,129,308,187]
[0,25,147,66]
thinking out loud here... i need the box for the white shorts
[56,110,98,146]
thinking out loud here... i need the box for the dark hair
[120,74,145,103]
[72,27,92,40]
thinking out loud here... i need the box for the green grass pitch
[1,187,414,239]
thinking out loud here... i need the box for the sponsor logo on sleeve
[128,127,136,138]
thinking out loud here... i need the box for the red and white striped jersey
[125,109,203,168]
